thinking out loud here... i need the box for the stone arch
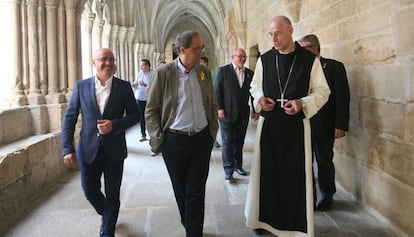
[150,1,226,69]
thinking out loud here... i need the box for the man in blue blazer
[61,48,139,237]
[214,48,255,180]
[299,34,350,211]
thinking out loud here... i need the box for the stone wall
[0,106,69,231]
[245,0,414,236]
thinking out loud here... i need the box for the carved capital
[63,0,79,9]
[44,0,58,7]
[26,0,38,5]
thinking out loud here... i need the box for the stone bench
[0,105,69,231]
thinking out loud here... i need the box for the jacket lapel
[195,66,208,105]
[89,77,102,116]
[102,77,118,116]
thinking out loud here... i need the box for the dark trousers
[219,115,249,175]
[79,147,124,237]
[161,129,213,237]
[312,136,336,199]
[137,100,147,137]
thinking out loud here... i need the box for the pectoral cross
[276,94,288,108]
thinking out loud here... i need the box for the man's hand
[97,119,113,135]
[335,129,346,138]
[259,97,276,111]
[283,99,302,115]
[63,153,78,168]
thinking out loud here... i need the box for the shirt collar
[177,58,196,74]
[232,63,244,71]
[95,75,113,87]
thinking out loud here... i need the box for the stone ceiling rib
[84,0,230,57]
[149,0,225,53]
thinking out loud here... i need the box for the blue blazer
[214,63,254,124]
[61,76,139,164]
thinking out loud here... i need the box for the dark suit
[61,76,139,237]
[311,57,350,199]
[214,64,254,175]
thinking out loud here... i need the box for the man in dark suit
[61,48,139,237]
[299,34,350,211]
[214,48,254,180]
[145,31,218,237]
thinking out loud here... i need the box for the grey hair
[298,34,321,52]
[173,31,200,55]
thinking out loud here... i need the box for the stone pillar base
[45,93,66,104]
[27,94,46,105]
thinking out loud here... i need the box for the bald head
[268,15,295,54]
[270,15,292,27]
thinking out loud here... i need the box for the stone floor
[2,122,398,237]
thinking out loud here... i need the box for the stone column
[153,52,160,68]
[136,43,142,62]
[143,44,150,60]
[92,18,105,52]
[118,26,127,80]
[57,2,68,95]
[0,0,27,106]
[64,0,79,94]
[45,0,64,104]
[127,27,136,82]
[27,0,46,105]
[101,23,111,49]
[81,2,95,79]
[92,0,105,52]
[110,25,119,76]
[37,0,48,96]
[148,44,155,68]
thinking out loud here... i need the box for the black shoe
[214,141,221,148]
[225,174,233,180]
[235,168,247,176]
[316,196,333,211]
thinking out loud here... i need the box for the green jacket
[145,59,219,153]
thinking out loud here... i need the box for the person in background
[245,16,330,237]
[145,31,218,237]
[214,48,254,180]
[298,34,350,211]
[61,48,139,237]
[132,59,153,144]
[200,55,221,149]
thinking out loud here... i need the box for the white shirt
[95,76,113,115]
[232,63,244,87]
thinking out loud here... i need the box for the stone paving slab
[2,124,398,237]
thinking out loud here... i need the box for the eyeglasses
[190,46,205,53]
[94,57,116,63]
[233,55,247,59]
[268,31,283,38]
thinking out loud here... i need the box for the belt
[166,127,207,136]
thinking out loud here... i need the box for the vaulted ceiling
[82,0,234,54]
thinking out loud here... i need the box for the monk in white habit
[245,15,330,237]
